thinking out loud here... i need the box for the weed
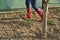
[26,19,32,27]
[47,20,54,25]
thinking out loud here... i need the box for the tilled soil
[0,8,60,40]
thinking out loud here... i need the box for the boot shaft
[27,7,32,13]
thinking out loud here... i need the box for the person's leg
[24,0,32,20]
[31,0,43,22]
[25,0,30,7]
[31,0,38,10]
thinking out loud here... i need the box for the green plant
[47,20,54,25]
[26,19,32,27]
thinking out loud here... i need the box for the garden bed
[0,8,60,40]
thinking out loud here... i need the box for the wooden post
[42,0,45,9]
[42,0,49,40]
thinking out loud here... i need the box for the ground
[0,8,60,40]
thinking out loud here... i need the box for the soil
[0,8,60,40]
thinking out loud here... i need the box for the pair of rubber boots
[24,8,43,22]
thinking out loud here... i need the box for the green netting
[0,0,60,11]
[49,0,60,7]
[0,0,41,9]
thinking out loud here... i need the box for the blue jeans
[25,0,39,11]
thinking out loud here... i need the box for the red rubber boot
[36,9,43,22]
[24,8,32,20]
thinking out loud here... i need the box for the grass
[47,20,54,25]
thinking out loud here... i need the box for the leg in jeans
[24,0,32,20]
[31,0,43,22]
